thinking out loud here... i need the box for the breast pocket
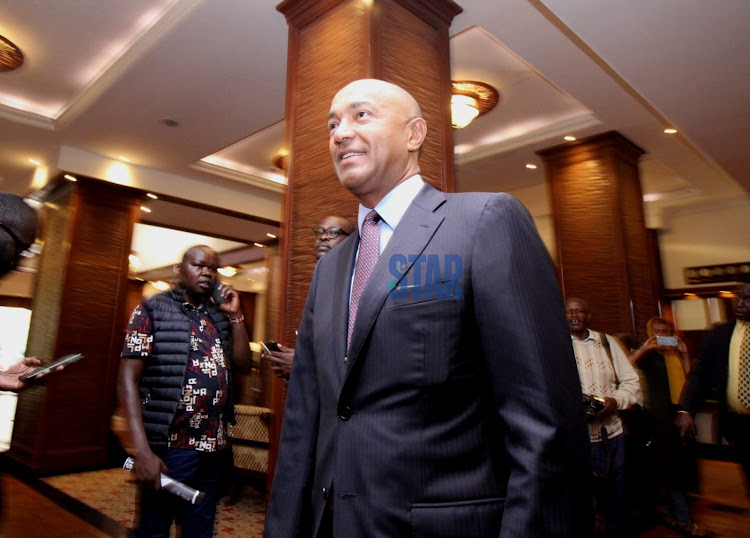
[380,297,465,386]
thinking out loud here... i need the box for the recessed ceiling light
[64,174,77,182]
[266,233,277,239]
[140,206,151,213]
[664,128,677,134]
[564,136,576,141]
[28,158,40,166]
[146,193,158,199]
[525,164,537,169]
[253,242,265,248]
[119,156,130,162]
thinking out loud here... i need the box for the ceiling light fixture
[140,206,151,213]
[217,266,237,277]
[451,81,499,129]
[0,35,24,72]
[525,164,537,170]
[119,156,131,162]
[664,128,677,134]
[266,233,277,239]
[64,174,77,182]
[151,281,170,291]
[28,158,40,166]
[146,193,158,199]
[564,136,576,141]
[253,242,265,248]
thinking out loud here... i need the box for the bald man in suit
[264,80,591,537]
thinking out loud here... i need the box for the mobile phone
[260,341,280,355]
[211,280,224,305]
[23,353,84,382]
[656,335,678,347]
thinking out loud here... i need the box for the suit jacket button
[339,406,352,420]
[322,487,328,499]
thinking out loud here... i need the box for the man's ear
[406,117,427,152]
[172,263,180,276]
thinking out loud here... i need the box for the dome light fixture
[0,35,24,72]
[451,81,499,129]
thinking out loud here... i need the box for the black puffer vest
[138,288,234,449]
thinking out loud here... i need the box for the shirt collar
[357,174,424,234]
[571,329,595,342]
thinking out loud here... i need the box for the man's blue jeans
[132,448,227,538]
[591,434,627,538]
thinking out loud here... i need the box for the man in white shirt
[566,297,641,537]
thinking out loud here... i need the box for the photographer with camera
[629,317,707,536]
[566,298,641,537]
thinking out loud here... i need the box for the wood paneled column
[9,178,140,474]
[268,0,461,485]
[538,131,660,342]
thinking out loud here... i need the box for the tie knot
[364,210,380,225]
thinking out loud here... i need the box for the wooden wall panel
[540,131,659,341]
[10,178,141,473]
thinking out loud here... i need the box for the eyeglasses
[313,226,350,239]
[0,220,32,258]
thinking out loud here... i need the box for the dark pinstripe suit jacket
[264,184,591,537]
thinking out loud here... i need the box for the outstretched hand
[1,357,42,391]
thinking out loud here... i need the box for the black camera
[582,394,606,422]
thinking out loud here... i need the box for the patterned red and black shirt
[122,299,229,452]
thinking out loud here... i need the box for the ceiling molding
[0,104,55,130]
[55,0,204,128]
[190,161,286,194]
[455,113,602,165]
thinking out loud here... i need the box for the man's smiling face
[565,299,591,336]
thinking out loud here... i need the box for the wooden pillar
[268,0,461,487]
[9,178,140,474]
[538,131,660,342]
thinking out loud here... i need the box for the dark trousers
[592,434,627,538]
[132,448,226,538]
[724,413,750,496]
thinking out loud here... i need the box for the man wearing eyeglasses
[313,215,355,259]
[263,215,355,380]
[0,193,45,391]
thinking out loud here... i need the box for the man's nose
[333,118,354,142]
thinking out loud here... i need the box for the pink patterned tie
[348,210,380,348]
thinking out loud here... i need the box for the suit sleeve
[264,264,321,538]
[680,324,723,415]
[471,194,592,537]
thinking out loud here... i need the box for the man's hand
[263,344,295,381]
[134,449,167,490]
[0,357,42,391]
[215,283,242,318]
[597,396,618,419]
[675,411,697,442]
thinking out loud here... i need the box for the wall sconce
[451,81,499,129]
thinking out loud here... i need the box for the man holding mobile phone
[262,215,355,381]
[117,244,252,537]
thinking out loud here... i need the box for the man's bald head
[328,79,427,208]
[0,193,38,277]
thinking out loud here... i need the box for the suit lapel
[344,184,446,378]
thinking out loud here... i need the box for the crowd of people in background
[3,76,750,538]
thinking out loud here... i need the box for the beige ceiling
[1,0,748,259]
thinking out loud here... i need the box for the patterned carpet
[42,467,267,536]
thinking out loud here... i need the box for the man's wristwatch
[229,314,244,324]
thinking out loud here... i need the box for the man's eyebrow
[328,100,377,120]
